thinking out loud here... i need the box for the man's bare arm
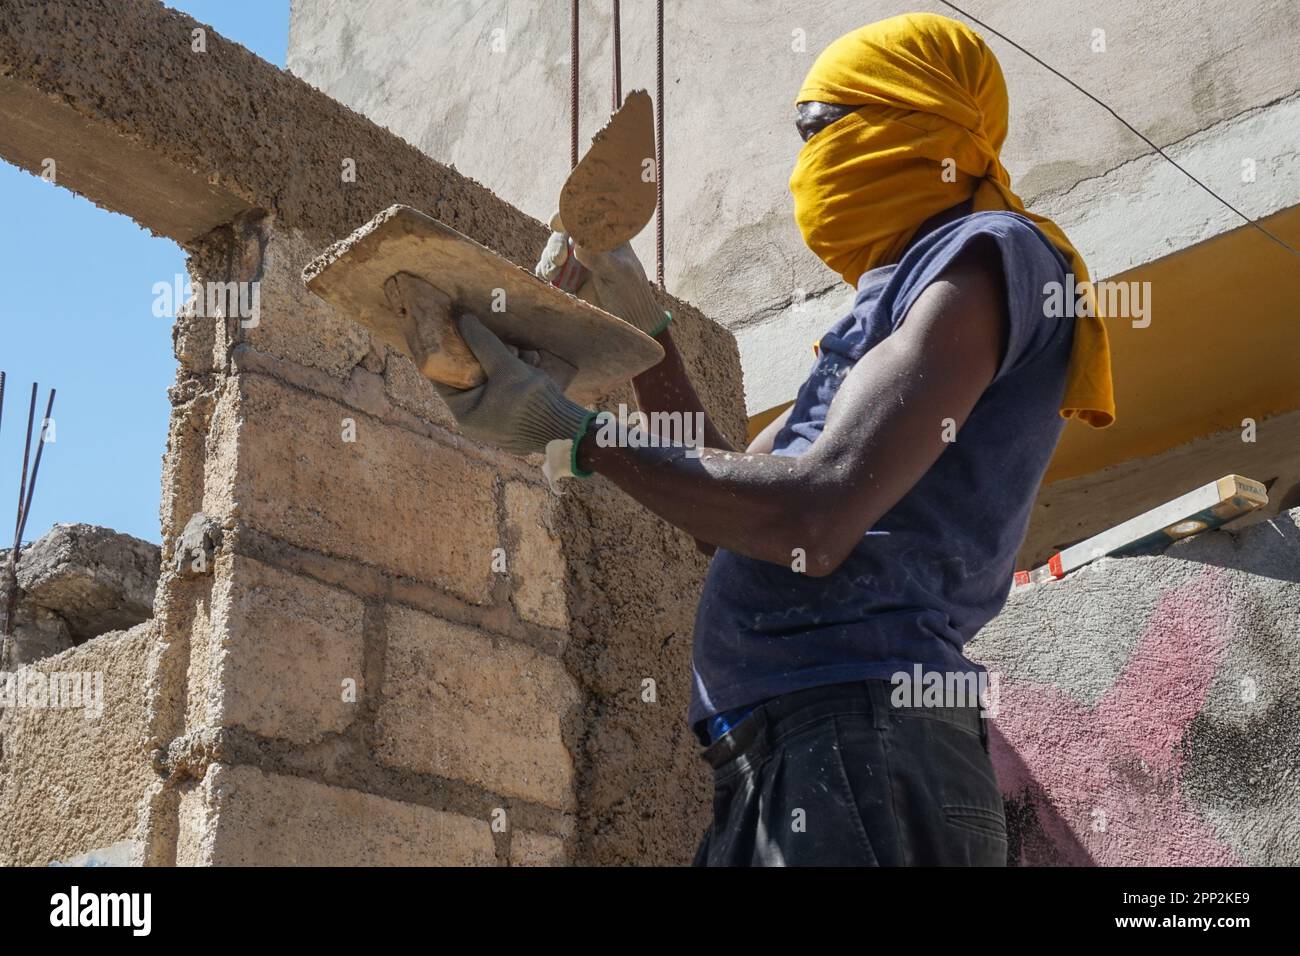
[577,245,1007,576]
[745,405,793,455]
[630,329,736,451]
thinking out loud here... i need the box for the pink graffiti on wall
[985,567,1239,866]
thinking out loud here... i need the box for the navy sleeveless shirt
[689,211,1076,727]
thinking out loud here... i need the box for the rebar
[570,0,580,169]
[655,0,665,287]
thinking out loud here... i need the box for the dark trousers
[692,679,1008,866]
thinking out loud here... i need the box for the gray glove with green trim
[435,314,595,456]
[535,211,671,338]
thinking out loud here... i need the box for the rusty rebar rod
[2,383,38,647]
[11,382,36,553]
[611,0,622,109]
[655,0,665,288]
[1,384,56,662]
[570,0,580,169]
[17,389,55,548]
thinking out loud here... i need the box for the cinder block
[195,555,366,744]
[183,591,220,734]
[510,830,567,867]
[234,373,499,604]
[375,606,580,809]
[242,228,375,379]
[504,482,568,631]
[199,380,241,525]
[176,764,496,866]
[15,523,159,641]
[384,347,458,429]
[0,624,157,866]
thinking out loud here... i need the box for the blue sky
[0,2,289,546]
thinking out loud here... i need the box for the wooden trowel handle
[383,273,485,390]
[382,272,580,394]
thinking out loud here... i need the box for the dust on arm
[578,244,1007,575]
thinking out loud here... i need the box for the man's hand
[537,209,734,462]
[436,314,594,456]
[536,211,669,337]
[570,242,670,337]
[535,211,597,301]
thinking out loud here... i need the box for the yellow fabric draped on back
[789,13,1114,427]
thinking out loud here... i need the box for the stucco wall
[970,506,1300,865]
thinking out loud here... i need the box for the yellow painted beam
[1047,204,1300,482]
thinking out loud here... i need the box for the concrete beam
[1038,93,1300,282]
[1021,406,1300,568]
[0,74,253,241]
[0,0,540,261]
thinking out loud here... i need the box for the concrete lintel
[0,75,254,241]
[0,0,539,261]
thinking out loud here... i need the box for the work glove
[535,211,672,338]
[435,314,596,458]
[535,211,596,300]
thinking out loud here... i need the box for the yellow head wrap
[789,13,1114,427]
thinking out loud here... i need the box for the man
[437,13,1114,865]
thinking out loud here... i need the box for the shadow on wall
[995,730,1092,866]
[1159,508,1300,584]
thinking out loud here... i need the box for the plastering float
[302,205,663,404]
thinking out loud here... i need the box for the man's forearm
[630,330,735,452]
[576,431,843,572]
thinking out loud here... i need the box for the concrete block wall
[0,622,158,866]
[0,0,744,866]
[145,216,741,866]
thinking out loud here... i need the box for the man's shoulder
[912,211,1070,306]
[935,210,1061,260]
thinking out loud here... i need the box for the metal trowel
[559,89,659,253]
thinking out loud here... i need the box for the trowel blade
[559,89,659,253]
